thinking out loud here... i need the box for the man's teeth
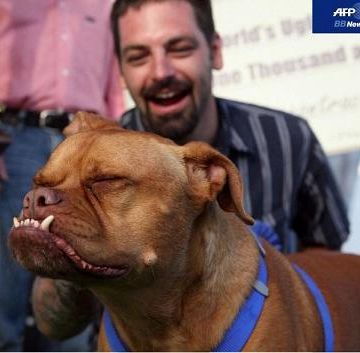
[155,92,176,99]
[13,215,55,232]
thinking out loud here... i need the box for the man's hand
[32,277,101,340]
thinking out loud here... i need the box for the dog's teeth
[24,219,30,226]
[40,215,55,231]
[65,245,75,256]
[13,217,20,228]
[33,220,40,228]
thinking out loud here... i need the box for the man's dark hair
[111,0,216,60]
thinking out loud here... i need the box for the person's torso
[0,0,117,116]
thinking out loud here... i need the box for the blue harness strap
[293,264,335,352]
[103,225,334,352]
[103,309,128,352]
[215,255,268,351]
[102,255,269,352]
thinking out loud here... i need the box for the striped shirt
[120,97,349,252]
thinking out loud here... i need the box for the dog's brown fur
[9,112,360,351]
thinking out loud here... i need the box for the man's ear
[181,141,254,225]
[119,70,128,89]
[211,32,223,70]
[63,111,121,137]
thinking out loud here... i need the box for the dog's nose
[23,187,62,210]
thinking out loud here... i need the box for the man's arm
[32,277,101,340]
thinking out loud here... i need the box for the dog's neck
[94,204,259,351]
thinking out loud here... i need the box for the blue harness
[103,255,268,352]
[103,228,334,352]
[293,264,334,351]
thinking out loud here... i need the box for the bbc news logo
[334,20,360,27]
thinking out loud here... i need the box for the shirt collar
[214,97,252,156]
[133,109,145,131]
[124,98,252,155]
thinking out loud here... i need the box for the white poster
[212,0,360,155]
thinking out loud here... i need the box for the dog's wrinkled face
[10,130,191,282]
[9,113,252,285]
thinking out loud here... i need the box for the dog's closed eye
[85,176,134,196]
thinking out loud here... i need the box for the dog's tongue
[53,237,128,277]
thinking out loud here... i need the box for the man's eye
[170,46,195,57]
[125,53,148,65]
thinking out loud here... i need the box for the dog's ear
[63,111,121,137]
[182,141,254,225]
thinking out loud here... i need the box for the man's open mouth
[143,78,192,109]
[149,89,190,106]
[11,215,129,278]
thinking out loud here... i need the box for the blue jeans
[0,124,93,351]
[0,123,62,351]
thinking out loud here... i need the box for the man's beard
[141,96,199,142]
[138,76,210,142]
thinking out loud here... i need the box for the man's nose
[151,54,175,81]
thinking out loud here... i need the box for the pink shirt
[0,0,124,120]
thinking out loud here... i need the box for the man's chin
[141,112,198,142]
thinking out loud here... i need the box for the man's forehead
[118,0,203,47]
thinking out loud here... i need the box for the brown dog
[9,112,360,351]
